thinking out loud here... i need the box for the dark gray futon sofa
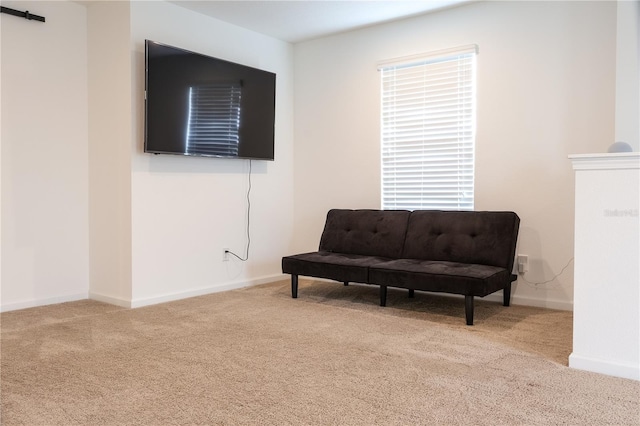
[282,209,520,325]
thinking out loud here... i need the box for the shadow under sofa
[282,209,520,325]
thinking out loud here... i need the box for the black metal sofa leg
[465,295,474,326]
[291,275,298,298]
[380,286,387,307]
[408,289,415,298]
[503,282,512,306]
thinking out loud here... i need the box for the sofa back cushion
[402,210,520,270]
[319,209,411,259]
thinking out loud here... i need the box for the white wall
[615,0,640,151]
[86,1,133,307]
[1,1,89,310]
[293,1,617,310]
[128,1,295,306]
[0,0,623,312]
[2,0,294,311]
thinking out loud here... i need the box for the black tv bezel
[144,40,276,161]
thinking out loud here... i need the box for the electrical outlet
[223,248,230,262]
[517,254,528,274]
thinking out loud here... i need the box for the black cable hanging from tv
[1,6,45,22]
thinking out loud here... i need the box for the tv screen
[144,40,276,161]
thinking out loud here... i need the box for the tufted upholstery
[368,259,511,297]
[401,211,520,271]
[282,209,520,325]
[282,209,410,284]
[281,252,389,284]
[319,209,410,259]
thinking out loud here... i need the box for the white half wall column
[569,152,640,381]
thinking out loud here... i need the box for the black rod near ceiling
[0,6,45,22]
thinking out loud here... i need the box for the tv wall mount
[1,6,45,22]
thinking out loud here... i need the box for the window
[186,83,242,156]
[379,45,477,211]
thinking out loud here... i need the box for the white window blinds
[186,83,242,157]
[379,45,477,211]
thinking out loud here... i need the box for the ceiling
[169,1,472,43]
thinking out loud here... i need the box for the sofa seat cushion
[369,259,510,297]
[282,251,391,284]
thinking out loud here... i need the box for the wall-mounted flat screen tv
[144,40,276,161]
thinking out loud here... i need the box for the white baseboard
[411,290,573,311]
[307,279,574,311]
[0,275,289,313]
[128,274,288,308]
[0,292,89,313]
[2,276,570,315]
[88,291,133,308]
[482,292,573,311]
[569,353,640,381]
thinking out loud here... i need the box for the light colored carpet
[1,279,639,425]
